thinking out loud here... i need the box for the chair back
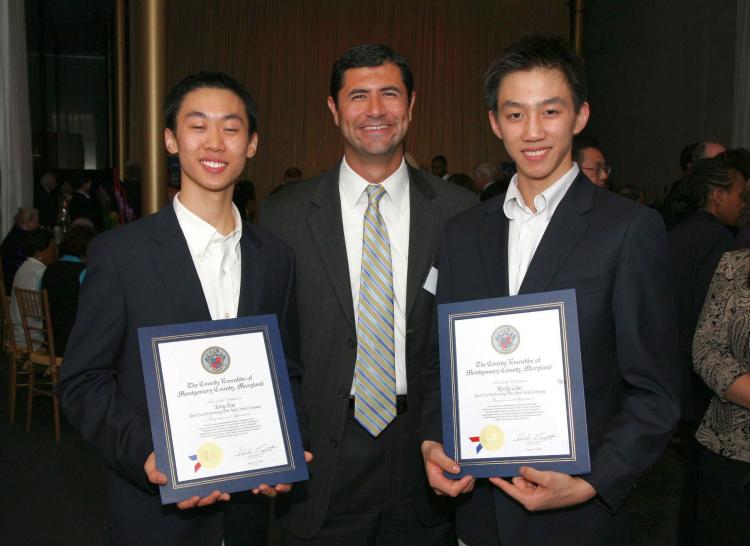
[14,288,59,365]
[0,260,18,353]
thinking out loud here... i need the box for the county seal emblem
[201,346,230,374]
[491,325,520,354]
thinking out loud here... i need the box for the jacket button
[347,338,355,348]
[338,388,348,399]
[329,438,338,448]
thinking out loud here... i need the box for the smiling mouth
[200,160,228,172]
[361,124,390,131]
[522,148,550,160]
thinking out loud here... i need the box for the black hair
[22,228,54,257]
[484,34,587,115]
[164,71,258,135]
[59,224,97,258]
[572,135,600,164]
[329,44,413,106]
[684,156,734,210]
[721,148,750,180]
[679,142,700,171]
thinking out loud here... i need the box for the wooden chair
[0,261,29,423]
[15,288,62,443]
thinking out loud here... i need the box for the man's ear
[488,110,503,140]
[326,96,340,127]
[246,132,259,159]
[165,128,178,155]
[407,91,416,122]
[573,101,590,135]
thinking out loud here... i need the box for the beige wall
[127,0,568,198]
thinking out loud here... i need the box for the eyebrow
[347,86,402,96]
[183,111,245,123]
[500,97,568,109]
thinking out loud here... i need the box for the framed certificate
[439,289,590,478]
[138,315,308,504]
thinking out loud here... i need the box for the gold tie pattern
[354,183,396,436]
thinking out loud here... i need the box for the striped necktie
[354,183,396,436]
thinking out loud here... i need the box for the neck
[344,148,403,184]
[178,186,237,235]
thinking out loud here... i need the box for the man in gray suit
[261,44,476,545]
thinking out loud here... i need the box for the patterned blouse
[694,250,750,463]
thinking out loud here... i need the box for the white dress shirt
[173,195,242,321]
[339,157,410,396]
[504,164,579,295]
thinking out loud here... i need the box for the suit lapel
[307,167,356,330]
[237,225,265,316]
[149,205,211,322]
[479,199,510,298]
[519,175,593,294]
[405,166,438,319]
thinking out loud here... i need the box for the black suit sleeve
[586,208,680,511]
[56,237,154,492]
[420,227,453,443]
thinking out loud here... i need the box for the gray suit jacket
[260,162,477,538]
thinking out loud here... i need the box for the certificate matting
[138,315,308,504]
[439,289,590,478]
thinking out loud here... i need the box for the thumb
[518,466,545,485]
[431,447,461,474]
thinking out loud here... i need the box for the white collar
[338,156,409,211]
[172,194,242,260]
[503,164,579,220]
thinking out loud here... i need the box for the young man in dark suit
[420,34,680,546]
[57,72,306,546]
[260,44,476,544]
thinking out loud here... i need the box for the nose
[366,95,384,117]
[522,113,544,141]
[204,125,224,150]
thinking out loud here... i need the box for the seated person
[42,224,97,354]
[1,207,40,293]
[10,228,58,347]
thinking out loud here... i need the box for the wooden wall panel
[128,0,568,198]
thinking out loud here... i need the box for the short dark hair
[329,44,414,106]
[23,228,54,257]
[572,135,600,164]
[684,156,733,210]
[164,71,258,135]
[679,142,700,171]
[484,34,587,115]
[59,224,96,258]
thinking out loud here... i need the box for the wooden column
[141,0,166,214]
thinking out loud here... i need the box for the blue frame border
[138,315,308,504]
[439,289,590,478]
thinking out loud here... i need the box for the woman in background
[692,249,750,545]
[42,224,97,354]
[10,228,57,347]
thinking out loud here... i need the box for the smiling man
[420,35,679,546]
[260,44,476,545]
[57,72,306,546]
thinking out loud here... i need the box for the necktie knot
[365,183,387,206]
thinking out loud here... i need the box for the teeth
[363,125,388,131]
[201,160,227,168]
[524,149,547,157]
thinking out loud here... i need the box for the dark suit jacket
[668,210,734,424]
[69,191,104,231]
[260,163,477,538]
[57,204,304,546]
[421,174,680,546]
